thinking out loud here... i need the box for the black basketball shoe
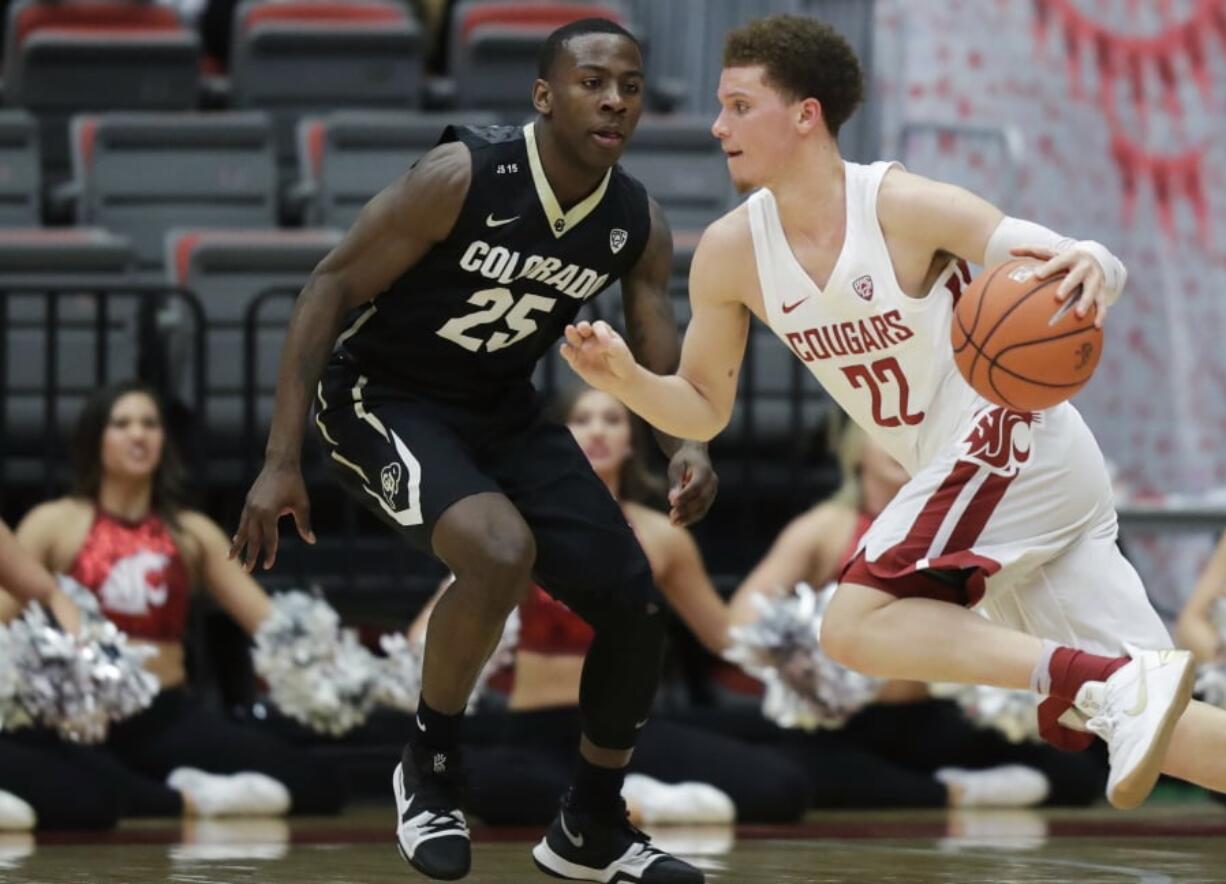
[392,745,470,880]
[532,797,704,883]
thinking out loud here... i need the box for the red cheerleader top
[517,585,594,656]
[66,508,192,642]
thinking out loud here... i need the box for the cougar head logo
[962,407,1041,476]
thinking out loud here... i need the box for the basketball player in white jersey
[560,14,1226,809]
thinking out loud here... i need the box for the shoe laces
[420,808,469,837]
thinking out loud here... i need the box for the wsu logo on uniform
[99,551,171,616]
[961,406,1041,476]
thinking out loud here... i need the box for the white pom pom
[371,608,519,714]
[724,582,882,730]
[1,601,158,743]
[252,590,380,736]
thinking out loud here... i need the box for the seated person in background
[0,518,120,832]
[411,385,808,826]
[5,380,344,821]
[1176,530,1226,665]
[732,415,1108,808]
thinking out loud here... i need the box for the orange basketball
[951,258,1103,411]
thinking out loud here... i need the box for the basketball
[951,258,1104,411]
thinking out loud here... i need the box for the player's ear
[533,78,553,115]
[796,97,823,135]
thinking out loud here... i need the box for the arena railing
[0,280,207,499]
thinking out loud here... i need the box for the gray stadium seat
[295,111,498,229]
[3,1,200,185]
[230,1,425,168]
[451,1,630,112]
[0,111,41,226]
[0,228,139,466]
[164,228,343,451]
[71,112,278,275]
[617,115,734,234]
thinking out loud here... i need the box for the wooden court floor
[6,803,1226,883]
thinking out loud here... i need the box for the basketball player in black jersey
[230,18,712,884]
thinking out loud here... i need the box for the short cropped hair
[537,17,641,79]
[723,14,864,136]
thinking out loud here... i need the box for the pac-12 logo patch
[610,228,628,254]
[380,462,402,507]
[852,274,874,301]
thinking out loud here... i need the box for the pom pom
[724,582,881,730]
[372,609,519,714]
[0,598,158,743]
[252,590,380,736]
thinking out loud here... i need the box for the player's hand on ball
[230,463,316,572]
[559,320,636,390]
[1010,245,1109,328]
[666,443,718,526]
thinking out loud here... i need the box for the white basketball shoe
[1074,645,1195,809]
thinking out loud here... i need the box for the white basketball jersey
[748,161,979,475]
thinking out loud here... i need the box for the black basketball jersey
[337,123,652,405]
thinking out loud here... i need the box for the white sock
[168,767,291,818]
[0,791,36,831]
[936,765,1051,808]
[1029,639,1060,695]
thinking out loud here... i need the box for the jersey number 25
[436,288,557,353]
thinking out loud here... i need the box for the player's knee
[465,526,536,609]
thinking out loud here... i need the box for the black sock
[412,696,462,753]
[568,756,627,814]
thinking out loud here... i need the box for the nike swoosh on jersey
[486,213,520,227]
[781,297,809,314]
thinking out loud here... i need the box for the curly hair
[723,14,864,137]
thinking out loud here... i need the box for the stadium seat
[0,228,140,470]
[164,228,343,454]
[0,111,41,226]
[451,1,629,112]
[229,1,425,170]
[3,1,200,186]
[70,112,278,275]
[295,111,497,229]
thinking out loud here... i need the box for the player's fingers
[291,505,316,545]
[240,519,263,572]
[559,342,576,366]
[574,320,594,337]
[1095,298,1109,328]
[563,324,584,347]
[1056,262,1089,299]
[229,509,251,561]
[261,516,280,570]
[1009,245,1054,260]
[1036,252,1073,281]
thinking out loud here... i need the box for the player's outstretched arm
[879,168,1126,328]
[231,143,471,571]
[1177,529,1226,663]
[619,198,717,525]
[561,215,750,442]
